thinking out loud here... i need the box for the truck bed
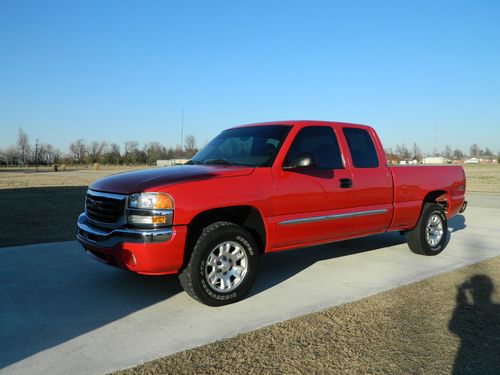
[389,165,466,230]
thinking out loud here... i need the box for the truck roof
[231,120,373,131]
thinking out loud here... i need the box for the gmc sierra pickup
[77,121,467,306]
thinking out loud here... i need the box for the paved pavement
[1,193,499,375]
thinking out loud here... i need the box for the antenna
[180,108,184,152]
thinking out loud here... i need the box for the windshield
[188,125,291,167]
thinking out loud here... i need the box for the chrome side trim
[278,209,388,226]
[77,213,172,248]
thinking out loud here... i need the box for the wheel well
[423,190,448,211]
[183,206,267,268]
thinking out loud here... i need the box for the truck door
[273,126,356,249]
[341,127,393,234]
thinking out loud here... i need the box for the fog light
[128,215,168,226]
[122,250,137,267]
[151,216,166,224]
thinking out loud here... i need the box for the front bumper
[77,213,173,247]
[76,213,186,275]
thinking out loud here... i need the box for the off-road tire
[407,203,448,256]
[179,221,259,306]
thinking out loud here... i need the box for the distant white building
[422,156,450,165]
[464,158,480,164]
[399,160,419,165]
[156,159,189,167]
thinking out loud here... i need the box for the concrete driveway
[1,193,499,374]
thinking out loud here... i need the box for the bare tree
[469,144,481,158]
[184,135,197,156]
[89,141,108,163]
[443,145,453,159]
[395,144,411,161]
[124,141,146,164]
[103,143,121,164]
[69,139,88,164]
[144,142,167,165]
[17,128,30,165]
[412,143,423,162]
[4,145,19,165]
[483,147,494,159]
[39,143,61,164]
[453,149,464,160]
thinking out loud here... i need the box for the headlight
[127,192,174,227]
[128,192,174,210]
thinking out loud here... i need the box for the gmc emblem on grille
[87,197,104,211]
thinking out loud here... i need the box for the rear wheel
[179,221,259,306]
[407,203,448,255]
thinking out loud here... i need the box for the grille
[86,192,126,224]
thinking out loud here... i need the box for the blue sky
[1,0,499,154]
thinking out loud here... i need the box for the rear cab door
[340,125,393,235]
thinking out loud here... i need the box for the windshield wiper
[203,158,236,166]
[185,160,201,165]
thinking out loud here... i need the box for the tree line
[1,128,498,167]
[0,128,198,166]
[385,142,499,162]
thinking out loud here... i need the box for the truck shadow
[252,215,467,297]
[251,231,408,296]
[448,274,500,373]
[448,214,466,233]
[0,244,182,369]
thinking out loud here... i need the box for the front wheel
[179,221,259,306]
[407,203,448,255]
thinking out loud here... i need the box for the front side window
[284,126,344,169]
[343,127,379,168]
[189,125,291,167]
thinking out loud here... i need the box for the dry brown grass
[115,256,500,375]
[0,165,149,190]
[1,164,499,193]
[0,164,500,193]
[463,164,500,193]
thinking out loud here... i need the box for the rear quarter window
[343,128,379,168]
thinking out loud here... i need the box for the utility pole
[180,108,184,154]
[35,138,39,172]
[433,126,438,156]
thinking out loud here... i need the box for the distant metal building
[422,156,450,165]
[156,159,189,167]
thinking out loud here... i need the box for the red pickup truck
[77,121,467,306]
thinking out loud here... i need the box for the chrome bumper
[76,213,172,248]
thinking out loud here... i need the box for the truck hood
[89,165,255,194]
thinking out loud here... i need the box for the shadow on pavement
[448,214,466,233]
[1,215,468,368]
[0,244,182,369]
[252,231,407,296]
[0,186,88,247]
[449,274,500,374]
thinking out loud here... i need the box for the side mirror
[283,152,317,170]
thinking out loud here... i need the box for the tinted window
[343,128,379,168]
[284,126,344,169]
[190,125,291,167]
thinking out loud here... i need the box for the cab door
[341,126,393,235]
[273,125,356,249]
